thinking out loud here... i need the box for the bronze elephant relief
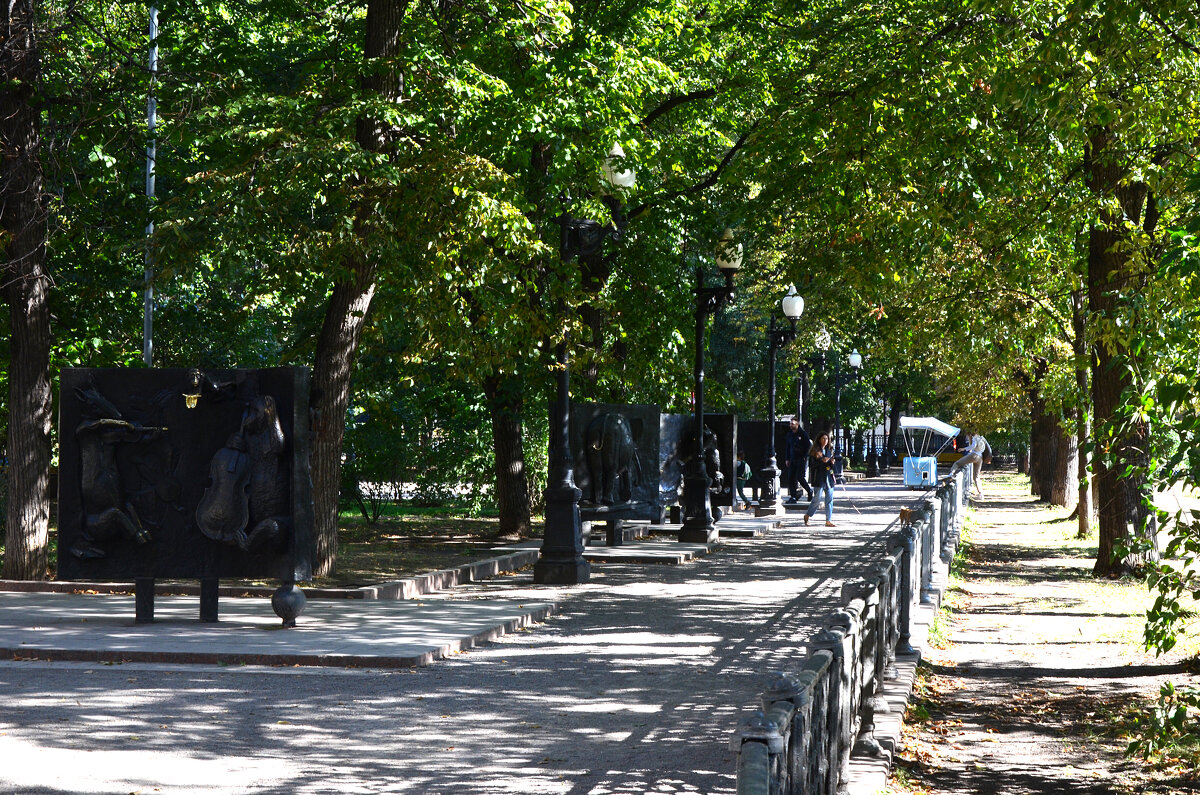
[583,413,643,506]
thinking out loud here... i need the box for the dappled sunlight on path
[0,475,921,794]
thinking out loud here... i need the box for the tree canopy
[1,0,1199,591]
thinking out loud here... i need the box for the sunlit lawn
[320,506,537,588]
[971,470,1200,659]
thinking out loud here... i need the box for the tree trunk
[1027,361,1048,498]
[1089,220,1132,575]
[1028,416,1044,497]
[1031,392,1076,508]
[1031,417,1073,505]
[886,400,903,464]
[1087,128,1157,576]
[484,374,531,540]
[1046,422,1076,508]
[1071,288,1092,538]
[1125,421,1158,558]
[309,0,407,576]
[310,260,378,576]
[0,0,51,580]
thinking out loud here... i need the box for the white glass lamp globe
[715,228,743,272]
[781,285,804,320]
[601,143,636,190]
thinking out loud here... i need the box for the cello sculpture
[196,395,289,551]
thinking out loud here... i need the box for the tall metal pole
[763,318,779,502]
[866,393,880,477]
[833,355,842,456]
[881,396,890,469]
[681,266,715,543]
[534,335,589,584]
[758,318,786,516]
[143,5,158,366]
[534,218,590,584]
[680,265,736,543]
[694,280,705,469]
[798,365,812,428]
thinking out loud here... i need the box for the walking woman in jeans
[805,432,838,527]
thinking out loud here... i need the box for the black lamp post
[757,286,804,516]
[535,145,634,585]
[832,348,862,459]
[880,395,891,470]
[679,229,742,544]
[866,399,880,478]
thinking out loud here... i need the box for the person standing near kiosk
[784,417,814,503]
[948,430,990,498]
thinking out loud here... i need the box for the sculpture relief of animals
[196,395,290,552]
[584,413,643,506]
[71,385,167,559]
[703,427,724,495]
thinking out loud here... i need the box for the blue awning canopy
[899,416,960,438]
[898,416,960,457]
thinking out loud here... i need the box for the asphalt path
[0,474,925,795]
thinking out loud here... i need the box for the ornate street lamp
[535,145,633,585]
[879,395,891,470]
[679,229,742,544]
[866,397,881,477]
[833,349,863,458]
[757,286,804,516]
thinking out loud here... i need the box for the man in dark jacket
[783,418,814,503]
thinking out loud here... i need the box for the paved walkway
[0,472,937,795]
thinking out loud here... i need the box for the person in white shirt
[948,432,989,498]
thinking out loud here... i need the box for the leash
[833,477,863,514]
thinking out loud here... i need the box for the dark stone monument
[659,412,736,519]
[563,406,743,530]
[658,413,691,512]
[570,403,661,541]
[571,403,659,509]
[702,414,737,510]
[737,419,790,498]
[58,367,314,626]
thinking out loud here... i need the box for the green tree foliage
[4,0,1198,605]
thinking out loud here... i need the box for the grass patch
[905,660,939,724]
[924,506,974,651]
[339,500,500,522]
[318,509,536,588]
[947,512,974,582]
[925,600,955,650]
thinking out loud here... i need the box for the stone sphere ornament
[271,583,307,628]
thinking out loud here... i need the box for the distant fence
[730,471,968,794]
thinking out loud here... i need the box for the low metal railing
[731,471,967,794]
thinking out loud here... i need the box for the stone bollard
[916,502,937,605]
[887,521,919,656]
[810,624,854,792]
[875,557,901,680]
[729,709,786,795]
[761,671,807,794]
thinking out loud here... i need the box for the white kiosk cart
[899,416,960,489]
